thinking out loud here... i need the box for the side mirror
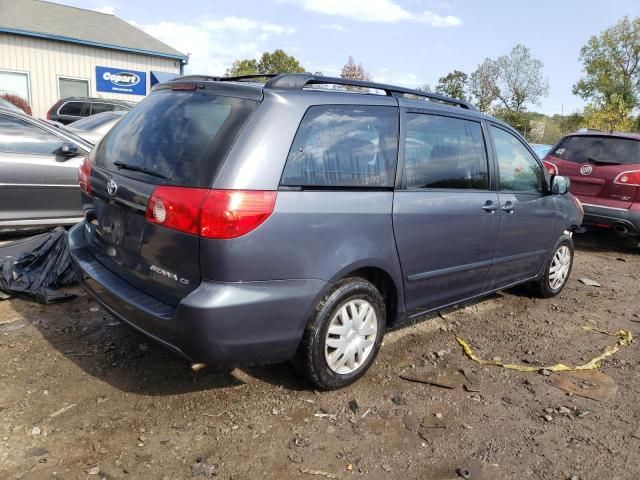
[57,142,79,159]
[551,175,570,195]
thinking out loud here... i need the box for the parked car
[67,111,126,145]
[543,131,640,239]
[0,108,91,232]
[68,74,583,390]
[0,98,26,114]
[46,97,134,125]
[530,143,552,159]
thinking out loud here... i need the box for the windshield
[551,135,640,165]
[93,90,258,187]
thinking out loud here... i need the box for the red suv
[543,131,640,239]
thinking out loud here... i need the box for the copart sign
[96,66,147,96]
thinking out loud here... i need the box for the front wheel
[292,277,386,390]
[531,235,574,298]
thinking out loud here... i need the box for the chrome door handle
[482,201,499,213]
[502,201,515,213]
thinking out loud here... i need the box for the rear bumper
[581,203,640,235]
[68,223,328,366]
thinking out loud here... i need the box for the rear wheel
[293,277,386,390]
[531,235,574,297]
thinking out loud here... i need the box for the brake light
[613,170,640,187]
[200,190,277,239]
[145,187,277,239]
[145,186,209,235]
[78,157,92,194]
[543,159,559,176]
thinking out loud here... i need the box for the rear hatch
[545,134,640,209]
[85,84,259,306]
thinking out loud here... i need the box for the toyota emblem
[579,164,593,176]
[106,178,118,196]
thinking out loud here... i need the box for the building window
[58,77,89,99]
[0,70,31,103]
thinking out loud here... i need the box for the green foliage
[583,94,633,132]
[225,49,305,77]
[435,70,468,100]
[573,16,640,111]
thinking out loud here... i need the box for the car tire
[531,234,574,298]
[293,277,386,390]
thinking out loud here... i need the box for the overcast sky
[56,0,640,115]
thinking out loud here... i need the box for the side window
[0,115,65,155]
[491,126,543,193]
[404,113,489,189]
[91,103,115,115]
[280,105,398,187]
[58,101,84,117]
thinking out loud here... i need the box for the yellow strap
[456,327,632,372]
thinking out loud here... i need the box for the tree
[340,56,372,82]
[494,44,549,113]
[469,58,499,113]
[583,94,633,132]
[416,83,431,93]
[573,16,640,111]
[435,70,468,100]
[225,49,304,77]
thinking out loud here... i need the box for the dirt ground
[1,230,639,480]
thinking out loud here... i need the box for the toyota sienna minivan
[69,74,583,389]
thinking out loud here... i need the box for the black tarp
[0,228,76,304]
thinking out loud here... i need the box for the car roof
[155,73,517,126]
[566,130,640,141]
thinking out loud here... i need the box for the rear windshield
[551,135,640,165]
[93,90,258,187]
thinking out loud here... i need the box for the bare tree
[469,58,499,113]
[494,44,549,112]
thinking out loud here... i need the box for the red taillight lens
[145,187,277,239]
[78,157,92,194]
[543,159,558,176]
[200,190,277,239]
[145,186,209,235]
[613,170,640,187]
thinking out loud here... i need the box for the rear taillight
[200,190,277,239]
[613,170,640,187]
[145,187,277,239]
[145,186,209,235]
[543,159,559,176]
[78,157,92,194]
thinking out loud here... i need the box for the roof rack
[265,74,476,110]
[170,73,475,110]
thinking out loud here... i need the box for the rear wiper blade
[587,157,621,165]
[113,161,169,179]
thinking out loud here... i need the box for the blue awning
[150,71,178,86]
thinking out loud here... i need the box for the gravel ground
[1,230,639,480]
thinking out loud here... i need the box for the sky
[55,0,640,115]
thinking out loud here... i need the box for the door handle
[482,200,499,213]
[502,201,515,213]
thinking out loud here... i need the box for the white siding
[0,33,181,117]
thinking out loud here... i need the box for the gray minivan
[69,74,583,389]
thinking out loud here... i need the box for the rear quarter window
[93,90,258,187]
[59,101,85,116]
[280,105,399,188]
[552,135,640,165]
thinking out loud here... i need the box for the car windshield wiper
[113,161,169,179]
[587,156,621,165]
